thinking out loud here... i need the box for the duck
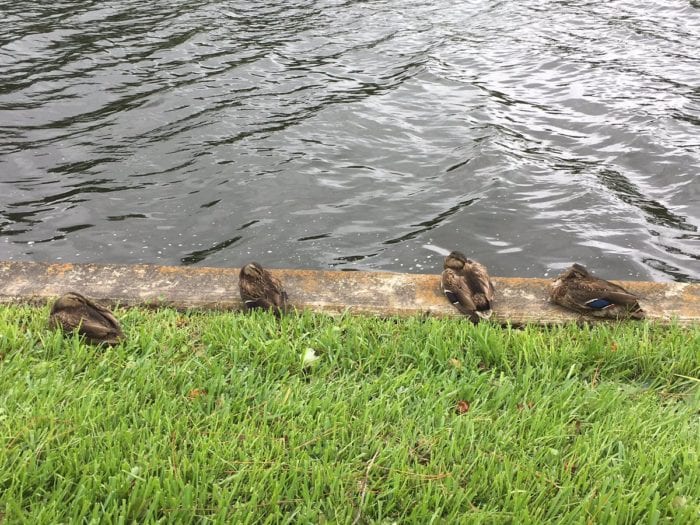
[238,262,288,316]
[441,251,495,322]
[48,292,124,345]
[549,263,644,319]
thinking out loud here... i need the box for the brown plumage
[238,262,288,316]
[549,263,644,319]
[48,292,124,345]
[441,251,495,322]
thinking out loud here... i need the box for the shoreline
[1,260,698,325]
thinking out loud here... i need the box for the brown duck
[549,264,644,319]
[441,251,495,322]
[48,292,124,344]
[238,262,288,316]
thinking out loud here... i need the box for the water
[1,0,699,282]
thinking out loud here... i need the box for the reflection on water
[1,0,698,282]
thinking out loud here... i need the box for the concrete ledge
[0,261,698,325]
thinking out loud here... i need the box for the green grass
[0,305,699,524]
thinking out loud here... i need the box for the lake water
[1,0,699,282]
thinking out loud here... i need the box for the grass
[0,304,699,524]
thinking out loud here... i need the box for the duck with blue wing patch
[441,251,495,323]
[549,263,644,320]
[238,262,288,317]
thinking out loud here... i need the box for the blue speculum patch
[585,298,613,309]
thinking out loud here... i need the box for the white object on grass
[302,347,320,367]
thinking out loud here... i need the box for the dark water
[1,0,699,282]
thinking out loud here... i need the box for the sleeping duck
[441,251,495,322]
[238,262,288,316]
[549,264,644,319]
[49,292,124,345]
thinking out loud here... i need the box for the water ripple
[0,0,698,281]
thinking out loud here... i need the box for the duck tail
[630,305,645,320]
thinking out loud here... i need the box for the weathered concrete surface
[0,261,698,325]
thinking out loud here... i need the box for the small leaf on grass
[564,461,578,474]
[671,496,688,509]
[302,347,319,367]
[448,358,462,370]
[455,400,470,414]
[187,388,207,399]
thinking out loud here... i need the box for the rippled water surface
[2,0,699,281]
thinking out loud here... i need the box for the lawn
[1,305,698,523]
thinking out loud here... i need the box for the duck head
[240,262,265,280]
[444,251,469,271]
